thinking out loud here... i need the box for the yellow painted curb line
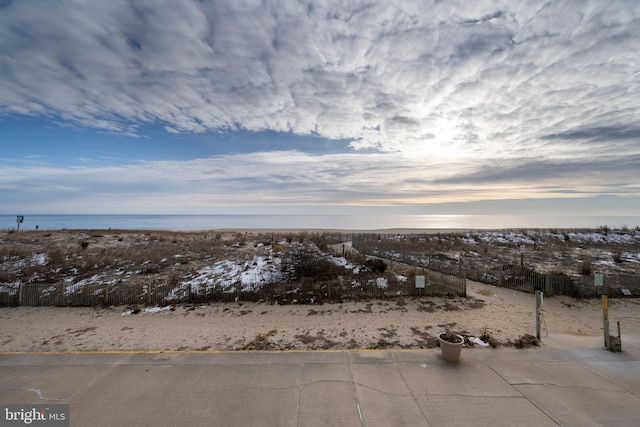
[0,348,425,356]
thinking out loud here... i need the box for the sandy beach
[2,279,639,353]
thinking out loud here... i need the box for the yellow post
[603,295,609,348]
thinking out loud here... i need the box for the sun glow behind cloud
[0,0,639,214]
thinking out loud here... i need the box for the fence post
[18,283,24,306]
[536,291,543,339]
[544,274,552,296]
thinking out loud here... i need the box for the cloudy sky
[1,0,639,216]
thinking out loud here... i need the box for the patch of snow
[329,256,359,272]
[177,255,284,299]
[64,273,115,296]
[239,256,282,290]
[1,258,24,271]
[478,232,535,245]
[376,277,389,289]
[0,281,20,295]
[563,231,639,245]
[32,253,47,266]
[144,306,172,313]
[627,252,640,262]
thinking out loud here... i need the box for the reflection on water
[2,214,638,231]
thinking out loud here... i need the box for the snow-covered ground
[2,228,638,304]
[360,228,640,277]
[1,231,395,304]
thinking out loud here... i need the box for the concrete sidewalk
[1,335,640,426]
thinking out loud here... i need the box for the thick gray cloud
[1,0,639,211]
[434,154,640,187]
[1,1,638,145]
[542,125,640,142]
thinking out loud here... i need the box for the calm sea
[2,214,639,231]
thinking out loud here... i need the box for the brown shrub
[613,250,624,263]
[514,334,540,349]
[579,258,593,275]
[365,258,387,273]
[47,247,66,266]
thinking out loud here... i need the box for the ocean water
[2,214,639,231]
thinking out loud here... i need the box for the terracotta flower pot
[438,333,464,362]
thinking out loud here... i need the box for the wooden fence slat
[4,272,638,307]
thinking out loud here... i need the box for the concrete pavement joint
[486,363,561,426]
[302,379,414,397]
[423,394,529,399]
[398,367,432,426]
[296,365,303,427]
[68,354,128,401]
[169,365,208,425]
[512,382,629,392]
[578,361,640,398]
[347,356,365,426]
